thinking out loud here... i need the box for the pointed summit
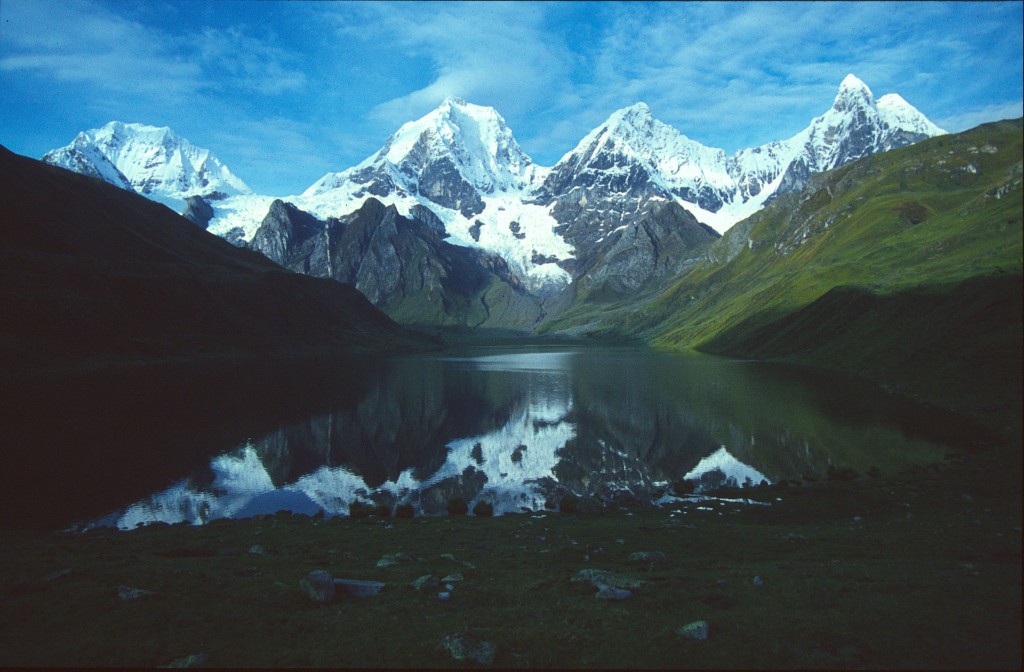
[833,74,875,112]
[839,73,871,92]
[618,101,653,119]
[371,98,536,195]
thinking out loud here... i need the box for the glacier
[43,75,945,294]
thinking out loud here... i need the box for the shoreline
[2,443,1019,669]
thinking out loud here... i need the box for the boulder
[440,633,496,666]
[411,575,441,591]
[333,579,385,597]
[572,569,642,591]
[299,570,336,603]
[595,587,633,600]
[677,620,709,641]
[376,552,416,568]
[628,551,667,564]
[117,585,154,602]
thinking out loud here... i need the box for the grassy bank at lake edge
[1,439,1019,670]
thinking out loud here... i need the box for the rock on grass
[411,575,440,591]
[440,633,496,665]
[628,550,667,564]
[595,587,633,600]
[117,585,154,602]
[299,570,336,603]
[376,552,416,568]
[677,620,709,641]
[572,569,643,591]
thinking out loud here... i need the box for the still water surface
[80,347,979,529]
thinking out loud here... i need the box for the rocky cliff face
[248,197,544,329]
[574,200,720,298]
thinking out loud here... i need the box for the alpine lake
[1,346,1020,668]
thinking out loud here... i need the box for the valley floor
[1,437,1019,669]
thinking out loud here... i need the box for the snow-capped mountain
[285,97,571,293]
[683,446,770,492]
[306,96,546,209]
[42,121,251,210]
[758,74,947,201]
[543,74,945,236]
[43,75,945,309]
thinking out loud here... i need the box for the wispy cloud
[0,0,201,99]
[938,101,1024,134]
[326,2,574,133]
[196,27,308,97]
[515,1,1023,157]
[1,0,308,105]
[1,0,1019,194]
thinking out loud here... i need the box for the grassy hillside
[577,119,1023,424]
[0,146,429,377]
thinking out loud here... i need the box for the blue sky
[1,0,1021,195]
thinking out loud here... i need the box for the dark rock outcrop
[182,195,215,229]
[573,200,719,298]
[248,198,544,329]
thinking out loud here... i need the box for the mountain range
[3,75,1019,482]
[42,75,946,328]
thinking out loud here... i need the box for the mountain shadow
[0,145,427,378]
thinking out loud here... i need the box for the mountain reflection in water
[80,347,980,530]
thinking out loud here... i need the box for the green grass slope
[619,119,1022,425]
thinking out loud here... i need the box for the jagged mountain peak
[609,101,654,125]
[832,73,876,112]
[569,101,722,166]
[300,96,548,230]
[339,97,541,197]
[838,73,871,93]
[43,121,251,205]
[94,120,173,141]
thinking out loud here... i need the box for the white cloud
[937,101,1024,134]
[196,27,308,96]
[327,2,574,134]
[0,0,307,102]
[0,0,201,99]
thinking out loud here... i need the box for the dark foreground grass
[1,443,1020,670]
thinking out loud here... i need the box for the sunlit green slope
[612,119,1022,425]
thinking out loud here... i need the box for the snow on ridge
[877,93,947,136]
[363,96,540,195]
[43,120,252,211]
[684,446,770,488]
[209,180,575,293]
[49,75,946,272]
[543,73,944,233]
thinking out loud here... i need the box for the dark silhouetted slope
[0,145,424,376]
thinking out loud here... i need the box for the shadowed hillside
[0,145,428,377]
